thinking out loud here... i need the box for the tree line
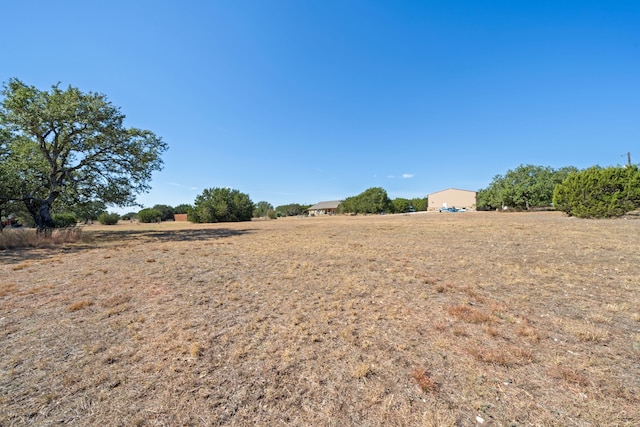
[2,78,638,231]
[477,163,640,218]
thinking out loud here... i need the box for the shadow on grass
[0,227,253,264]
[87,227,253,243]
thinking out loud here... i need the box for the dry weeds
[1,212,639,426]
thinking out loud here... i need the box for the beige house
[308,200,342,216]
[428,188,477,211]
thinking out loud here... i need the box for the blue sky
[2,1,639,211]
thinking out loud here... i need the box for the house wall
[428,189,477,211]
[309,208,336,216]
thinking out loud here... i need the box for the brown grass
[67,300,94,312]
[1,212,639,426]
[0,227,84,249]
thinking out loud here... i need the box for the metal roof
[308,200,342,210]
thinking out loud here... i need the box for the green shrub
[553,165,640,218]
[190,187,254,223]
[173,204,192,215]
[52,213,77,228]
[137,208,162,223]
[98,212,120,225]
[120,212,137,221]
[152,204,175,221]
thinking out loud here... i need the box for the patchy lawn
[1,212,639,426]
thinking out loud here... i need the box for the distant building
[307,200,342,216]
[428,188,476,211]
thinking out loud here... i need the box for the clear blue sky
[2,1,639,211]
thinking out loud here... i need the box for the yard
[1,212,638,426]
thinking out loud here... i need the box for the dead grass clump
[101,294,132,308]
[412,368,439,393]
[12,261,32,271]
[570,324,610,343]
[353,362,375,379]
[0,227,84,249]
[515,318,545,342]
[435,282,455,293]
[50,228,83,245]
[67,300,93,312]
[447,304,494,324]
[548,366,590,387]
[189,342,203,358]
[0,283,18,297]
[469,345,533,367]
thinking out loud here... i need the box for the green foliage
[72,200,107,224]
[120,212,137,221]
[152,204,175,221]
[410,197,428,212]
[389,197,426,213]
[253,201,275,218]
[477,164,577,211]
[190,187,254,223]
[98,212,120,225]
[137,208,162,223]
[275,203,307,217]
[391,198,412,213]
[339,187,391,214]
[553,165,640,218]
[0,78,167,232]
[52,213,77,228]
[173,204,192,215]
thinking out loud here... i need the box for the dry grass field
[1,212,639,426]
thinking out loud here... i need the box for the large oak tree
[0,79,167,232]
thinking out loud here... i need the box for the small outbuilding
[428,188,477,211]
[307,200,342,216]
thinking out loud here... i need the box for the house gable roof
[308,200,342,210]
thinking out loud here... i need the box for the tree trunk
[24,197,55,234]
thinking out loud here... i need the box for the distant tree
[152,204,175,221]
[553,165,640,218]
[391,198,412,213]
[120,212,138,221]
[51,212,77,228]
[0,128,23,231]
[137,208,162,223]
[253,201,274,218]
[98,212,120,225]
[190,187,254,223]
[410,197,428,212]
[0,78,167,233]
[477,164,577,211]
[173,203,192,215]
[275,203,307,217]
[72,200,107,224]
[339,187,391,214]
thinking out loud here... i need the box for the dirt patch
[1,212,639,426]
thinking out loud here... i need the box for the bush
[152,204,175,221]
[137,208,162,223]
[174,204,192,215]
[339,187,391,214]
[52,213,77,228]
[98,212,120,225]
[190,187,254,223]
[120,212,137,221]
[553,165,640,218]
